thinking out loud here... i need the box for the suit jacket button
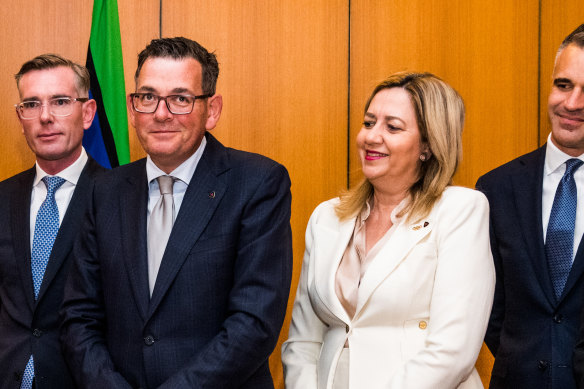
[32,329,43,337]
[538,360,549,370]
[419,321,427,330]
[144,335,155,346]
[553,314,563,323]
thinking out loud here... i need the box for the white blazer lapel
[355,218,434,316]
[313,217,355,323]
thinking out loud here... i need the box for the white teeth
[367,152,388,157]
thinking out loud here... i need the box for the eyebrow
[136,86,193,95]
[21,94,72,102]
[553,77,572,85]
[364,112,406,124]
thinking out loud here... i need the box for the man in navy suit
[60,37,293,388]
[0,54,105,388]
[477,24,584,388]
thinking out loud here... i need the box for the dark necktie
[546,158,583,299]
[22,176,66,389]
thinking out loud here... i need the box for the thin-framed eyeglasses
[15,97,89,120]
[130,93,212,115]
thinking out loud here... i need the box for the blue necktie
[546,158,583,299]
[21,176,66,389]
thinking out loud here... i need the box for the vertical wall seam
[159,0,163,38]
[346,0,351,190]
[537,0,542,146]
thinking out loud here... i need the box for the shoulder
[0,167,35,192]
[93,158,146,190]
[204,133,289,182]
[477,146,544,186]
[308,198,342,225]
[432,186,489,217]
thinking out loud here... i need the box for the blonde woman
[282,72,495,389]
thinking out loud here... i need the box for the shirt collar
[545,133,584,176]
[33,147,88,186]
[146,135,207,185]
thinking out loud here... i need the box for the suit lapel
[12,168,35,310]
[355,217,432,317]
[119,161,150,321]
[565,236,584,301]
[148,135,229,317]
[313,216,355,323]
[511,147,556,305]
[37,158,103,302]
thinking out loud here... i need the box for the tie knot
[156,175,174,196]
[42,176,66,196]
[564,158,584,178]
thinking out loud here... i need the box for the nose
[153,98,173,121]
[364,123,382,144]
[38,103,52,123]
[564,87,584,111]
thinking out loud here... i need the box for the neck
[37,148,81,175]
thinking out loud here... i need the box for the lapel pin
[413,225,421,230]
[208,191,216,199]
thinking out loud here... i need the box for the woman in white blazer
[282,72,495,389]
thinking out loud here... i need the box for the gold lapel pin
[208,191,216,199]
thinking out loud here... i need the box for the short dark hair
[135,37,219,95]
[559,23,584,51]
[15,53,90,96]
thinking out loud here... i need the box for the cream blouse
[334,198,407,319]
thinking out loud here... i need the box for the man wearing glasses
[61,37,293,388]
[0,54,105,388]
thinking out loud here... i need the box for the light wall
[0,2,582,388]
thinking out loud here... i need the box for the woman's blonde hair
[335,72,465,223]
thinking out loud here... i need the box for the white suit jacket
[282,186,495,389]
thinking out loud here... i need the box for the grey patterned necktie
[148,175,175,296]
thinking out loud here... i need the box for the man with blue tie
[60,37,293,388]
[0,54,105,388]
[476,24,584,388]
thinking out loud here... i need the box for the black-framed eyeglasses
[15,97,89,120]
[130,93,212,115]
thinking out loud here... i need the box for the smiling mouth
[556,112,584,123]
[365,150,389,160]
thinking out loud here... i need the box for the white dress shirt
[29,148,88,248]
[542,134,584,260]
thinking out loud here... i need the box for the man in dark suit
[0,54,105,388]
[477,24,584,388]
[60,37,293,388]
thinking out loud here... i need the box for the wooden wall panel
[161,1,349,387]
[539,4,584,145]
[350,0,539,189]
[349,0,539,386]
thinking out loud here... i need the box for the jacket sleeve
[60,182,133,389]
[385,190,496,388]
[476,176,504,355]
[281,203,329,389]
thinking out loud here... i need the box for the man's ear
[82,99,98,130]
[205,94,223,131]
[127,94,137,128]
